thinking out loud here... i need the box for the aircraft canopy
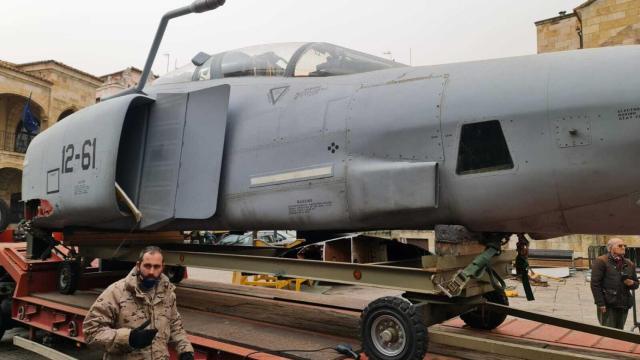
[155,42,406,85]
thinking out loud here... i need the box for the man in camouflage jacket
[83,246,194,359]
[590,238,639,330]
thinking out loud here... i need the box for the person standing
[83,246,194,359]
[590,238,639,330]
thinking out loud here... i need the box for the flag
[21,93,40,135]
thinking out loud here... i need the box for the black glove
[128,319,158,349]
[179,352,195,360]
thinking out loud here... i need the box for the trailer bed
[25,279,640,360]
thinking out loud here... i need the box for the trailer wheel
[0,199,9,232]
[0,298,10,340]
[360,296,427,360]
[460,289,509,330]
[58,261,80,295]
[165,265,186,284]
[0,314,5,341]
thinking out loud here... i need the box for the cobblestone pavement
[505,269,640,331]
[0,328,47,360]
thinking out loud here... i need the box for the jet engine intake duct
[22,95,154,229]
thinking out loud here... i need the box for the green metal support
[436,239,503,298]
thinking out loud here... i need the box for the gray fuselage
[144,45,640,236]
[23,45,640,237]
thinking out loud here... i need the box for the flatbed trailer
[1,238,640,360]
[10,282,640,360]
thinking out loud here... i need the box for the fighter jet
[13,3,640,359]
[20,0,640,242]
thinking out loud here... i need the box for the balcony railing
[0,131,34,154]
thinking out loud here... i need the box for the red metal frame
[0,242,286,359]
[0,230,14,243]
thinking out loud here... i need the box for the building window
[14,126,35,154]
[456,120,514,175]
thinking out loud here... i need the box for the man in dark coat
[590,238,639,329]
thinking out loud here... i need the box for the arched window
[14,122,35,154]
[58,108,75,121]
[0,93,44,154]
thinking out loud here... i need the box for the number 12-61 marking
[61,138,96,174]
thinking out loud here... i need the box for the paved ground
[1,268,638,358]
[505,270,640,331]
[0,328,46,360]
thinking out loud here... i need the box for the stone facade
[536,0,640,53]
[17,60,102,122]
[96,67,156,101]
[0,59,101,219]
[536,13,582,53]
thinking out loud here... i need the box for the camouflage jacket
[83,267,194,359]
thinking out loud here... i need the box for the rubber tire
[0,298,10,341]
[0,298,13,338]
[58,261,80,295]
[360,296,427,360]
[460,289,509,330]
[0,199,9,232]
[0,313,5,341]
[165,265,186,284]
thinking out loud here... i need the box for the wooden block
[435,240,485,256]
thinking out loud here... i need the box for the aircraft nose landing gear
[361,296,427,360]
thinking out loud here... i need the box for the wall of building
[0,66,50,158]
[19,63,101,124]
[0,168,21,205]
[0,61,100,217]
[536,0,640,53]
[578,0,640,48]
[536,15,581,53]
[526,234,640,258]
[96,67,155,101]
[0,68,51,122]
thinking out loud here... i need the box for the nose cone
[547,45,640,234]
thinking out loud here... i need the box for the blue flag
[21,94,40,135]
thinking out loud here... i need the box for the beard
[137,267,161,291]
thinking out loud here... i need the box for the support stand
[435,236,504,298]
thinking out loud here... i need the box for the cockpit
[154,42,406,85]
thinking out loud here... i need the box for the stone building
[96,67,156,101]
[0,59,101,222]
[536,0,640,53]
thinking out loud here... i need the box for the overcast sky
[1,1,583,77]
